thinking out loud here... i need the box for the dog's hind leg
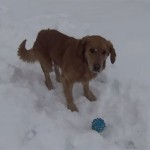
[40,62,53,90]
[53,63,61,82]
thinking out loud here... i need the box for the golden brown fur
[18,29,116,111]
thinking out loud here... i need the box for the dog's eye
[90,48,97,53]
[102,50,107,55]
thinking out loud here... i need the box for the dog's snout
[93,64,101,72]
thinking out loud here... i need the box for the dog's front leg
[82,81,96,101]
[62,78,78,111]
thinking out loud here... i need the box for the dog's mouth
[93,70,99,73]
[92,69,102,74]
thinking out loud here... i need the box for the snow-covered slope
[0,0,150,149]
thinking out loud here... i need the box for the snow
[0,0,150,149]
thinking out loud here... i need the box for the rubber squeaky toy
[91,118,106,133]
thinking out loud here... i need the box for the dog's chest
[79,70,96,82]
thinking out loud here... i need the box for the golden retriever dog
[18,29,116,111]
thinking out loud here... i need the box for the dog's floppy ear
[78,36,89,61]
[107,41,116,64]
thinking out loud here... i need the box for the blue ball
[92,118,106,133]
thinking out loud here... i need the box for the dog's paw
[45,81,53,90]
[67,103,78,112]
[85,91,96,101]
[56,77,61,82]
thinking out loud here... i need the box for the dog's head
[79,35,116,73]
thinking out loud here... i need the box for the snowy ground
[0,0,150,149]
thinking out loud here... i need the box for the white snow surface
[0,0,150,149]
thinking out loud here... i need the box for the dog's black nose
[93,64,101,72]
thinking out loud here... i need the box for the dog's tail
[18,40,37,63]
